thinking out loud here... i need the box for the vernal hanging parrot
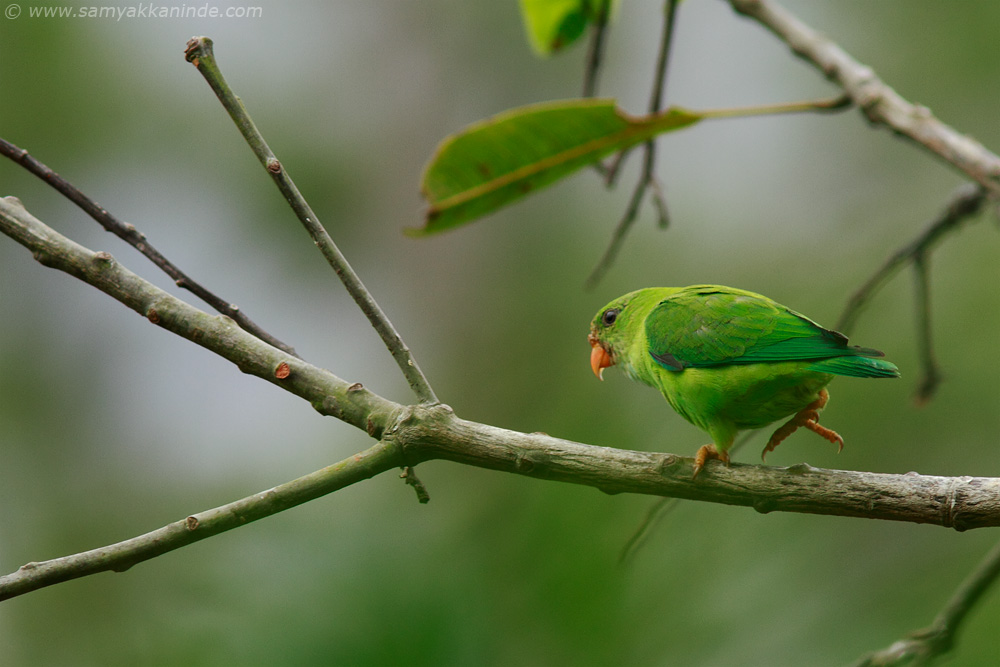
[588,285,899,478]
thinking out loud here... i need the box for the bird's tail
[807,354,900,378]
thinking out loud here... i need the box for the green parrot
[588,285,899,477]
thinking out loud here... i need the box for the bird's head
[590,288,677,381]
[588,293,635,380]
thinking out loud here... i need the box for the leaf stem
[184,36,438,404]
[695,93,852,120]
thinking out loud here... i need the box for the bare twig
[618,431,754,564]
[0,197,396,433]
[586,0,680,287]
[585,96,849,290]
[581,0,611,99]
[852,539,1000,667]
[837,184,986,335]
[400,466,431,504]
[835,184,986,403]
[583,1,613,179]
[184,37,438,405]
[912,252,942,405]
[0,439,401,601]
[728,0,1000,196]
[0,137,298,357]
[586,175,648,289]
[618,496,680,565]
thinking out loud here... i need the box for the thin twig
[581,0,611,99]
[602,147,633,188]
[400,466,431,504]
[912,252,942,405]
[585,176,649,289]
[0,196,399,435]
[583,2,613,179]
[587,0,679,287]
[852,538,1000,667]
[836,183,986,335]
[618,431,754,565]
[184,36,438,405]
[0,439,402,601]
[833,185,985,403]
[728,0,1000,196]
[0,137,298,357]
[618,497,679,565]
[649,0,680,116]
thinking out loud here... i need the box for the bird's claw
[761,389,843,460]
[692,444,730,479]
[804,420,844,452]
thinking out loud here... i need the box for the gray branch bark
[728,0,1000,196]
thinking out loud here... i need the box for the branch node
[91,251,114,267]
[656,454,681,473]
[400,466,430,504]
[752,497,777,514]
[314,395,342,419]
[184,35,213,65]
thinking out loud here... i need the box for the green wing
[644,285,895,376]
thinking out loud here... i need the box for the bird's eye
[601,308,619,327]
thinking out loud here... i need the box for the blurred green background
[2,1,1000,665]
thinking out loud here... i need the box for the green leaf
[413,99,703,236]
[519,0,604,56]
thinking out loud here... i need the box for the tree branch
[0,137,298,358]
[4,195,1000,603]
[183,36,438,405]
[728,0,1000,195]
[0,196,399,436]
[0,439,402,601]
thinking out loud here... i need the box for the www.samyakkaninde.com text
[8,4,263,20]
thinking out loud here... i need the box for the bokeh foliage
[1,1,999,665]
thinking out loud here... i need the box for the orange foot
[761,389,844,462]
[693,444,731,479]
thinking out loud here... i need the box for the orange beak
[589,337,614,380]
